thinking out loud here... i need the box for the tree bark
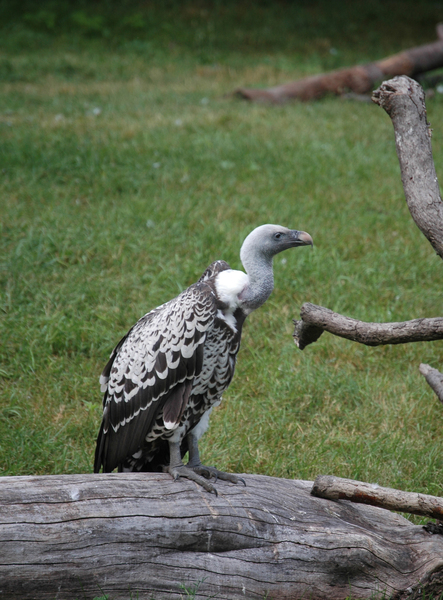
[372,76,443,259]
[293,76,443,406]
[293,303,443,350]
[420,363,443,404]
[312,475,443,520]
[1,473,443,600]
[235,27,443,103]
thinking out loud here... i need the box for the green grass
[1,0,443,526]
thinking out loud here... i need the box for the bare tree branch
[293,303,443,349]
[293,77,443,407]
[372,76,443,259]
[311,475,443,521]
[420,363,443,404]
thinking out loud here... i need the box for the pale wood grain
[0,473,442,599]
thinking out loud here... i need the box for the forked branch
[293,76,443,402]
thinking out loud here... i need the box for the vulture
[94,224,313,493]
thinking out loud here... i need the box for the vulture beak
[292,230,314,247]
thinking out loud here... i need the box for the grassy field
[1,0,443,522]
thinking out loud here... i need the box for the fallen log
[235,24,443,103]
[1,473,443,600]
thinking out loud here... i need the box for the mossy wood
[1,473,443,600]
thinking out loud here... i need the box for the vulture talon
[168,464,218,495]
[193,465,243,486]
[94,225,313,494]
[189,465,214,480]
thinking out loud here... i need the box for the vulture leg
[186,431,246,487]
[167,439,218,495]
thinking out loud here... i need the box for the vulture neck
[238,244,274,313]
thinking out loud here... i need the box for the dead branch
[293,303,443,350]
[312,475,443,520]
[372,76,443,259]
[235,26,443,103]
[420,363,443,403]
[293,76,443,408]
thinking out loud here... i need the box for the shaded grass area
[1,1,443,515]
[2,0,443,81]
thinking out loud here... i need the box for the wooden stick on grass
[235,25,443,103]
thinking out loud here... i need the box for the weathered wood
[235,27,443,103]
[1,473,443,600]
[420,363,443,404]
[312,475,443,520]
[293,76,443,370]
[292,312,325,350]
[293,302,443,350]
[372,76,443,259]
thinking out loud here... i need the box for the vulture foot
[167,464,218,495]
[192,465,246,487]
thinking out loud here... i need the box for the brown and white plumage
[94,225,313,493]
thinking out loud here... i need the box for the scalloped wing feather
[94,281,218,472]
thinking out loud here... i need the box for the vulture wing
[94,262,231,472]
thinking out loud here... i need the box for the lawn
[1,0,443,511]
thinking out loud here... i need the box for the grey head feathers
[238,224,313,312]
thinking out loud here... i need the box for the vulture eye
[274,232,283,240]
